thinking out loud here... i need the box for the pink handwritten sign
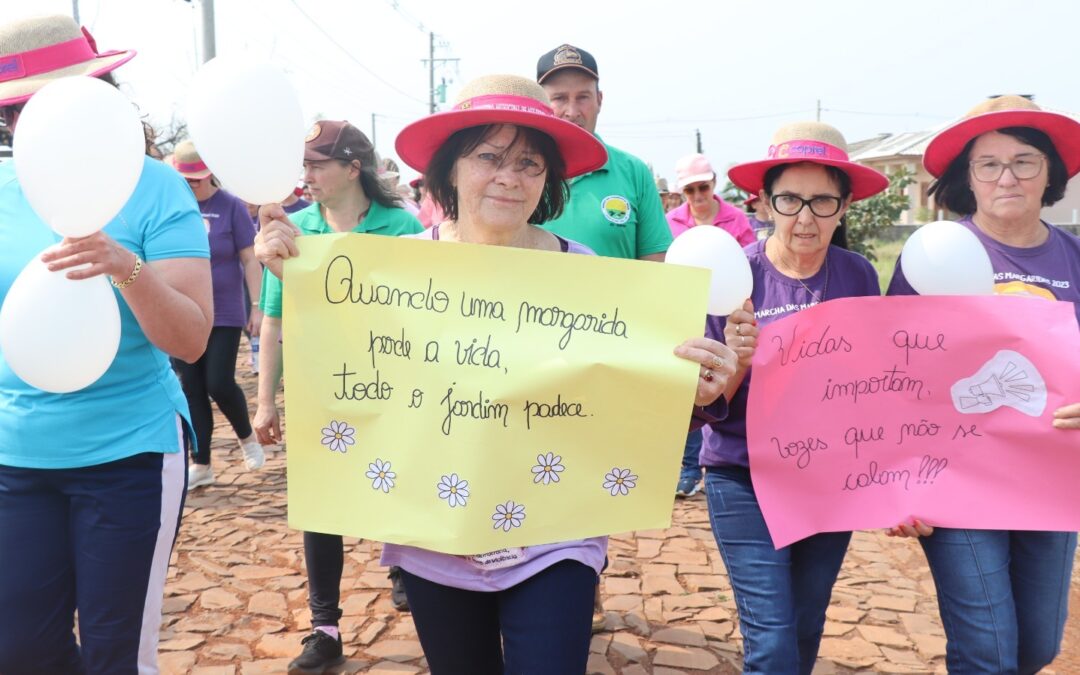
[746,295,1080,549]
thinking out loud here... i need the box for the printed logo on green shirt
[600,195,631,225]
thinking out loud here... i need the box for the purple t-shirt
[380,225,608,592]
[200,189,256,328]
[700,240,880,468]
[888,217,1080,326]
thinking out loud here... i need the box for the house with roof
[850,113,1080,228]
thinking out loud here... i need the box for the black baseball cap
[536,44,598,84]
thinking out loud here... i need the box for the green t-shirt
[260,200,423,318]
[541,139,672,260]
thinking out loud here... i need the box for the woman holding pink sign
[886,95,1080,674]
[705,121,888,673]
[0,15,212,675]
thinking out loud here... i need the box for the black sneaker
[287,630,345,674]
[388,566,410,612]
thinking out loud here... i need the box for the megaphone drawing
[951,350,1046,417]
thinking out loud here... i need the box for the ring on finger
[702,368,714,382]
[710,354,725,370]
[741,335,747,347]
[735,323,743,336]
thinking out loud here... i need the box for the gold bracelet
[111,255,144,290]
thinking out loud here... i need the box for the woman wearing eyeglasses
[885,96,1080,674]
[699,122,888,673]
[666,153,756,246]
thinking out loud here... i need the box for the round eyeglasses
[770,193,843,218]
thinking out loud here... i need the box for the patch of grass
[869,237,906,293]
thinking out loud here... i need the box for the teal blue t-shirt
[0,157,210,469]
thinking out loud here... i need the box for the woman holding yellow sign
[257,73,736,675]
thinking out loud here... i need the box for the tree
[844,166,915,262]
[152,114,189,157]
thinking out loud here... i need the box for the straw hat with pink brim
[395,74,607,178]
[728,121,888,202]
[922,95,1080,178]
[171,140,213,180]
[0,14,135,107]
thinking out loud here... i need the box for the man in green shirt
[254,120,422,673]
[536,44,671,262]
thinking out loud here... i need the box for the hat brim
[675,171,715,191]
[170,159,212,180]
[0,50,136,107]
[923,109,1080,178]
[728,157,889,202]
[395,109,608,178]
[537,63,599,84]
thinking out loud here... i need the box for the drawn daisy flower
[491,500,526,532]
[603,467,638,496]
[531,452,565,485]
[365,458,396,493]
[320,420,355,454]
[437,473,470,508]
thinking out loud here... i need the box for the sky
[11,0,1080,186]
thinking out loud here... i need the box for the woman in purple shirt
[259,73,738,674]
[172,141,266,487]
[886,96,1080,674]
[707,121,889,673]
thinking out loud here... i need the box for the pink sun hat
[171,140,213,180]
[395,74,607,178]
[728,121,888,201]
[0,14,135,107]
[674,153,717,190]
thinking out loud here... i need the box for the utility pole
[200,0,216,63]
[816,99,821,122]
[371,113,377,148]
[421,32,459,114]
[72,0,79,24]
[695,128,702,154]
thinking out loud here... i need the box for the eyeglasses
[682,182,714,196]
[185,177,203,185]
[0,104,23,127]
[770,193,843,218]
[969,153,1045,183]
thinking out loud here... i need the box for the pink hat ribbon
[767,139,849,162]
[455,94,554,117]
[0,28,125,83]
[175,159,209,174]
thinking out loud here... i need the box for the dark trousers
[173,326,253,464]
[304,531,344,627]
[400,560,595,675]
[0,450,186,675]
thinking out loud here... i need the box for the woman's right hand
[255,204,301,280]
[885,519,934,538]
[254,403,282,446]
[723,299,758,369]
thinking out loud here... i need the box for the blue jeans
[680,430,703,482]
[704,466,850,674]
[920,528,1076,674]
[400,560,595,674]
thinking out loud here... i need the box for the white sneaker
[241,440,265,470]
[188,463,215,489]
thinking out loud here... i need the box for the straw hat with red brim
[395,74,607,178]
[923,95,1080,178]
[0,14,135,107]
[171,140,213,180]
[728,121,888,202]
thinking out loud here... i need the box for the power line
[822,108,950,120]
[286,0,427,106]
[383,0,426,32]
[603,110,813,127]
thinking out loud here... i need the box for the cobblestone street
[159,351,1079,674]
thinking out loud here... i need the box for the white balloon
[14,76,145,238]
[666,227,753,315]
[0,252,121,393]
[187,58,305,205]
[900,221,995,295]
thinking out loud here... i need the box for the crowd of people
[0,12,1078,675]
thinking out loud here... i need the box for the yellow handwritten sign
[283,233,709,554]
